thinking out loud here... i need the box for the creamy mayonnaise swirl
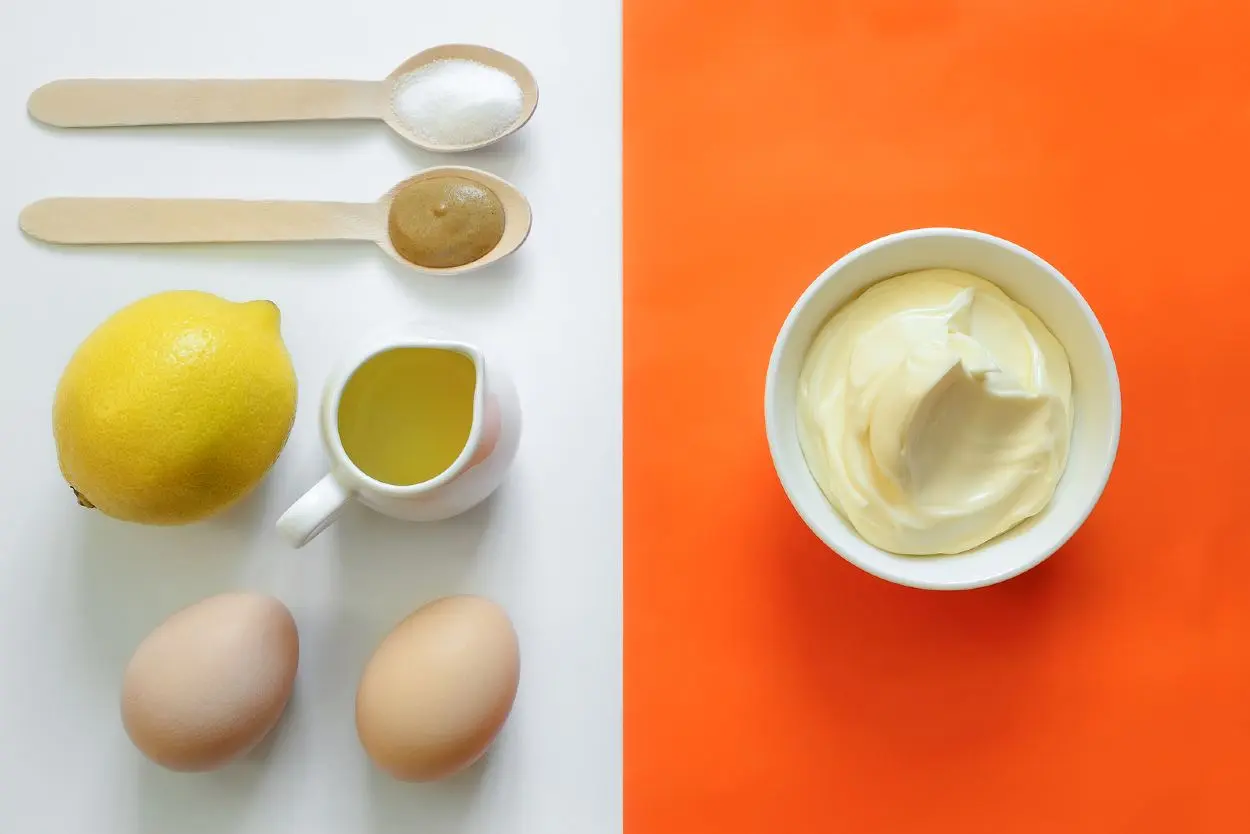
[796,269,1073,556]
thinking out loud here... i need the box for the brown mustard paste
[387,176,506,269]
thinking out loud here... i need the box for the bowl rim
[764,227,1123,590]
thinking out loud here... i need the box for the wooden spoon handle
[28,79,389,127]
[19,198,384,245]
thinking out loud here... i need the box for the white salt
[392,58,525,148]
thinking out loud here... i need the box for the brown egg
[121,592,299,772]
[356,595,520,782]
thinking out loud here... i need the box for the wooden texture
[624,1,1250,832]
[19,198,383,244]
[26,44,540,153]
[27,79,388,127]
[18,166,531,274]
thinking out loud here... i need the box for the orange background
[624,1,1250,831]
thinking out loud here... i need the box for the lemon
[53,291,298,525]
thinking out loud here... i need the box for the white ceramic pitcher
[276,324,521,548]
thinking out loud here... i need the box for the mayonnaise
[796,269,1073,556]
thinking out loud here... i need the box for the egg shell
[121,592,299,772]
[356,595,520,782]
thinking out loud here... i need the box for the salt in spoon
[27,44,539,153]
[18,166,532,276]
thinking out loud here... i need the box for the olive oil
[337,348,477,486]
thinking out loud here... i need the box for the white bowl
[765,228,1121,590]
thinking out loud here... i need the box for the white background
[0,2,621,832]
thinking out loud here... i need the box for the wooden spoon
[18,166,532,276]
[27,44,539,153]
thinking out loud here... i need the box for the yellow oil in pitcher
[337,348,477,486]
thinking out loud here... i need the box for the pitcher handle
[277,474,352,548]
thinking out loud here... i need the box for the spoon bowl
[27,44,539,153]
[18,165,532,276]
[383,44,539,152]
[376,166,532,274]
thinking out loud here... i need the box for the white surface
[765,229,1121,590]
[0,2,622,833]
